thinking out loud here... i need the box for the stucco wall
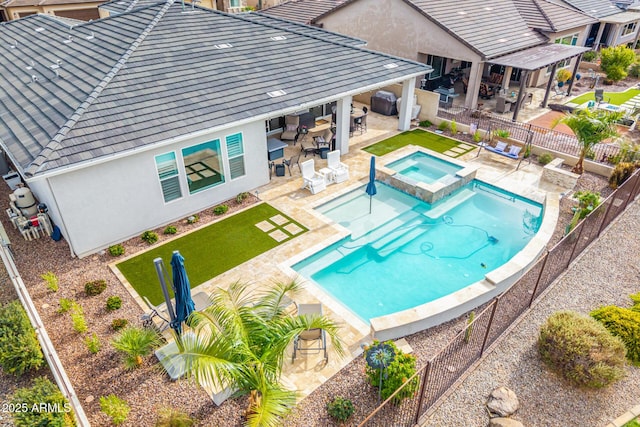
[31,121,269,257]
[529,27,590,88]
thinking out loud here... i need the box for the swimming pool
[293,181,543,322]
[386,151,462,184]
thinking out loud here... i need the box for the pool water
[293,182,543,322]
[386,152,463,184]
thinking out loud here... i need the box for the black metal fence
[359,169,640,427]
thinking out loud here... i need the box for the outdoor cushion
[286,124,297,132]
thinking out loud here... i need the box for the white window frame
[225,132,246,180]
[621,22,637,37]
[155,151,182,203]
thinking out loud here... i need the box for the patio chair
[300,159,326,194]
[495,97,510,114]
[292,303,328,363]
[281,115,299,143]
[595,88,604,104]
[479,82,495,99]
[354,113,368,134]
[283,153,301,175]
[327,150,349,183]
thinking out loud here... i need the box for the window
[427,55,445,79]
[155,152,182,203]
[225,133,245,180]
[554,33,579,46]
[622,22,637,37]
[182,140,225,194]
[229,0,240,7]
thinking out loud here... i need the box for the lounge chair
[301,159,326,194]
[479,82,495,99]
[281,115,299,143]
[327,150,349,183]
[292,303,328,363]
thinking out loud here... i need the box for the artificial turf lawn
[566,88,640,106]
[116,203,307,305]
[363,128,475,157]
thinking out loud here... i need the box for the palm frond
[245,384,297,427]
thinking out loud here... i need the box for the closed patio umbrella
[170,250,195,334]
[366,156,377,214]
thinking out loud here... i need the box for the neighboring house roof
[554,0,621,17]
[98,0,164,14]
[259,0,346,24]
[599,9,640,21]
[0,1,428,177]
[1,0,99,6]
[514,0,597,32]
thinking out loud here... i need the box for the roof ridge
[533,0,557,32]
[25,0,175,176]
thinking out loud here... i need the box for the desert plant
[473,130,482,143]
[141,230,159,244]
[85,279,107,296]
[58,298,74,314]
[538,153,554,165]
[493,129,510,139]
[556,68,572,83]
[71,303,88,334]
[155,407,195,427]
[582,50,598,62]
[186,215,199,224]
[437,120,450,132]
[111,326,161,369]
[591,304,640,365]
[573,190,600,219]
[0,301,44,376]
[629,62,640,78]
[213,204,229,215]
[108,244,125,257]
[364,340,418,404]
[235,192,250,204]
[609,162,638,189]
[163,225,177,235]
[100,394,130,426]
[11,377,73,427]
[327,396,355,424]
[106,296,122,311]
[85,333,101,354]
[419,119,433,128]
[538,311,626,388]
[450,119,457,135]
[41,271,59,292]
[111,318,128,331]
[464,310,475,343]
[523,145,531,158]
[600,45,636,82]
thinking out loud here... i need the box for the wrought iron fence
[359,169,640,427]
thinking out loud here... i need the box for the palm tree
[553,108,622,174]
[167,280,344,427]
[111,326,161,369]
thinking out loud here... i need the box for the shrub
[437,121,450,132]
[155,407,195,427]
[0,301,44,376]
[57,298,74,314]
[11,377,73,427]
[591,304,640,365]
[111,318,128,331]
[556,68,572,83]
[450,119,457,135]
[108,244,125,257]
[473,130,482,143]
[493,129,510,138]
[85,333,101,354]
[538,153,554,165]
[141,230,158,244]
[326,396,355,423]
[71,303,87,334]
[600,45,636,82]
[106,296,122,311]
[235,192,250,204]
[523,145,531,159]
[213,204,229,215]
[364,340,419,404]
[186,215,199,224]
[464,310,475,343]
[85,279,107,296]
[100,394,130,426]
[582,50,598,62]
[609,162,637,189]
[419,119,432,128]
[538,311,626,388]
[41,271,58,292]
[573,190,600,219]
[629,62,640,79]
[163,225,177,235]
[111,326,161,369]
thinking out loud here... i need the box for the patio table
[267,137,288,161]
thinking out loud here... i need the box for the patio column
[565,54,582,97]
[464,61,483,109]
[541,62,558,108]
[511,70,529,122]
[398,76,416,131]
[501,66,513,94]
[594,23,606,49]
[334,96,352,155]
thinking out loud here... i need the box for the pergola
[489,43,592,121]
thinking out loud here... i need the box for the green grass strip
[116,203,307,305]
[567,88,640,106]
[363,129,474,157]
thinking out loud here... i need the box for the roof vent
[270,35,287,41]
[26,60,35,70]
[31,75,38,83]
[35,27,45,32]
[267,90,286,98]
[10,40,17,49]
[86,32,94,40]
[214,43,233,49]
[64,35,73,44]
[383,63,399,69]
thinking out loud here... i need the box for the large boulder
[487,386,519,417]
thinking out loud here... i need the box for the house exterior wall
[28,120,269,257]
[608,21,640,47]
[3,3,103,20]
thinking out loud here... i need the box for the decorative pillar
[465,61,483,109]
[565,54,583,97]
[541,63,558,108]
[398,77,416,131]
[335,96,352,155]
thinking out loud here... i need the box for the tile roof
[514,0,597,32]
[259,0,346,24]
[554,0,622,17]
[2,0,100,6]
[0,1,428,176]
[98,0,165,14]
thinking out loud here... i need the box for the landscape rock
[487,386,519,417]
[489,417,525,427]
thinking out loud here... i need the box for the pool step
[375,226,428,259]
[425,189,475,219]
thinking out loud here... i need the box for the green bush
[141,230,158,244]
[235,192,250,204]
[41,271,58,292]
[556,68,572,83]
[11,377,73,427]
[106,296,122,311]
[0,301,44,376]
[57,298,74,314]
[450,119,457,135]
[163,225,177,235]
[111,318,128,331]
[213,204,229,215]
[364,340,419,404]
[493,129,510,138]
[582,50,598,62]
[419,120,433,128]
[629,62,640,79]
[326,396,354,423]
[538,153,554,165]
[100,394,130,426]
[437,121,450,132]
[538,311,626,388]
[472,130,482,143]
[111,326,161,369]
[573,190,601,219]
[85,333,101,354]
[609,162,638,189]
[186,215,199,224]
[600,46,636,82]
[71,303,87,334]
[591,304,640,365]
[523,145,531,159]
[155,407,195,427]
[108,244,125,257]
[85,279,107,296]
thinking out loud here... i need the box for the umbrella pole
[369,195,372,214]
[154,258,176,325]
